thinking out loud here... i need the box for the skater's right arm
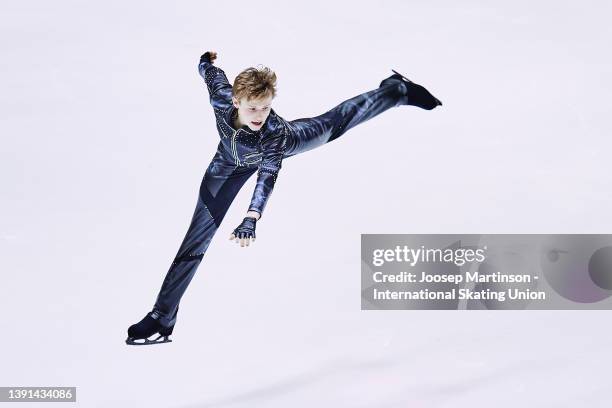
[198,51,233,110]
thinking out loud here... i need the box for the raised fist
[200,51,218,64]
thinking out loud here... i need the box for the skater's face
[232,95,273,131]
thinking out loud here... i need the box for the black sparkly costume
[127,55,441,343]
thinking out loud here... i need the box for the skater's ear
[232,96,241,109]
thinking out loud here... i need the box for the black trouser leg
[283,82,405,157]
[152,155,256,327]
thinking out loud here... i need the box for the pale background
[1,0,612,406]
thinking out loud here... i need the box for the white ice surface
[1,0,612,407]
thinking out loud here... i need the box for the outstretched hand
[201,51,218,64]
[229,217,257,247]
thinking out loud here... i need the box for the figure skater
[126,51,441,345]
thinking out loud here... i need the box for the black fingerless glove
[232,217,257,239]
[200,52,212,63]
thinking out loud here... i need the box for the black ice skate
[126,312,174,346]
[379,69,442,110]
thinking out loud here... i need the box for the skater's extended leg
[284,83,404,157]
[284,72,440,157]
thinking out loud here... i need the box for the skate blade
[125,335,172,346]
[391,69,412,83]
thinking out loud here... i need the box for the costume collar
[225,105,257,134]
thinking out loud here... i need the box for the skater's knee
[172,253,204,265]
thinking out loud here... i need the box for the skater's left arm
[229,121,287,247]
[247,123,287,218]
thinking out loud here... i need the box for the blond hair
[233,66,277,101]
